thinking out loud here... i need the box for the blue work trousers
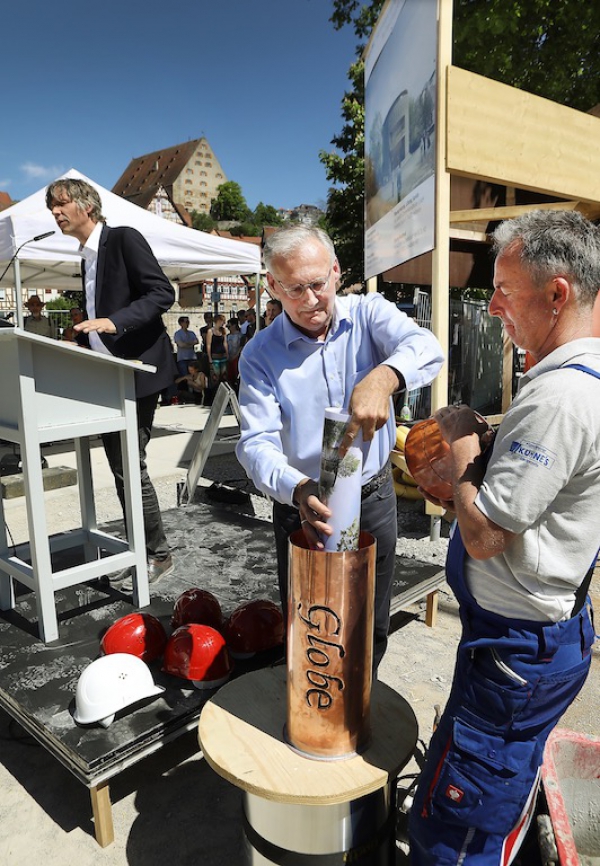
[409,527,595,865]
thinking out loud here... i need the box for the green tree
[191,210,217,232]
[322,0,600,287]
[453,0,600,112]
[199,199,284,238]
[253,202,283,227]
[46,295,78,310]
[320,56,366,289]
[210,181,251,222]
[229,221,259,237]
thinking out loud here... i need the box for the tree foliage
[322,0,600,287]
[46,295,77,310]
[197,190,283,237]
[210,181,251,222]
[454,0,600,111]
[253,202,283,227]
[191,210,217,232]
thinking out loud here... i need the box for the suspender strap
[561,363,600,614]
[563,363,600,380]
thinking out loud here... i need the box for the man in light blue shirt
[236,225,444,667]
[173,315,199,377]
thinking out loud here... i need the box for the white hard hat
[73,653,165,728]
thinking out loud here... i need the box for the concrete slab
[1,466,78,499]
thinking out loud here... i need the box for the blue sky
[1,0,358,211]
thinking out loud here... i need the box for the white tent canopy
[0,168,261,323]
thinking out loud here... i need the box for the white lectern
[0,328,153,643]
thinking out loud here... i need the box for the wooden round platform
[198,665,418,806]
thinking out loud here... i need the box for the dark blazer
[84,224,176,398]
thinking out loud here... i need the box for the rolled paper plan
[318,407,363,552]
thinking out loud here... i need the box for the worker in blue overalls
[409,209,599,866]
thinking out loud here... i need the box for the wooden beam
[447,67,600,205]
[450,201,600,225]
[448,227,489,243]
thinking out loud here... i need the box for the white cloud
[0,178,11,189]
[21,162,65,181]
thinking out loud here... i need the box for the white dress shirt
[80,222,111,355]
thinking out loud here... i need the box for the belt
[361,461,392,499]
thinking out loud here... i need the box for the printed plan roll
[318,407,363,552]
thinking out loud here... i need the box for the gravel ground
[0,440,597,865]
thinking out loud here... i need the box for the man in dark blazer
[46,177,177,586]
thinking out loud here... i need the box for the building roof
[211,229,262,247]
[0,191,13,212]
[112,138,203,207]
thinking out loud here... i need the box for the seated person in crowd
[175,360,207,405]
[62,306,88,345]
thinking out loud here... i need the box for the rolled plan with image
[318,407,363,552]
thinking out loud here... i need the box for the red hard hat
[101,613,168,663]
[171,588,223,630]
[162,624,231,689]
[223,599,284,658]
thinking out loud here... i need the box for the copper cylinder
[404,417,454,501]
[404,413,492,501]
[286,529,376,760]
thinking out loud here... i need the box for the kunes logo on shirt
[509,440,556,469]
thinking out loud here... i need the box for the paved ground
[0,401,597,864]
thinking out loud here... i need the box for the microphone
[0,231,57,283]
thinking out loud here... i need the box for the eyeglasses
[271,266,333,300]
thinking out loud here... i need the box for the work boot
[110,555,174,592]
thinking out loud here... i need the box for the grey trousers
[101,391,170,561]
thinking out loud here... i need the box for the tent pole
[254,272,261,331]
[14,258,23,328]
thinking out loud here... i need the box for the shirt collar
[79,221,102,259]
[281,297,350,347]
[520,337,600,386]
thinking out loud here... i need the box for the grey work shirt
[466,338,600,621]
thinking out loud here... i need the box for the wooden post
[425,590,439,628]
[502,331,514,412]
[430,0,454,412]
[90,782,114,848]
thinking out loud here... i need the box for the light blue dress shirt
[236,293,444,506]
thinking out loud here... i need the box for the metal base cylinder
[242,785,396,865]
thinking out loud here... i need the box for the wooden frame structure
[427,0,600,411]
